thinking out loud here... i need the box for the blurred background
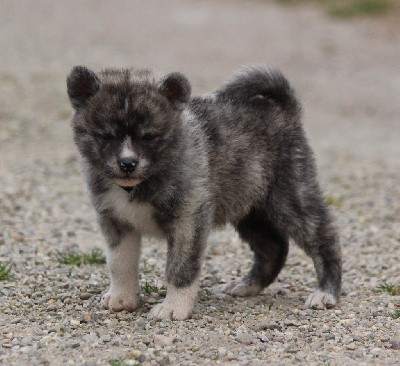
[1,1,399,364]
[1,0,399,173]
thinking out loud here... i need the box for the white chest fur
[99,186,164,238]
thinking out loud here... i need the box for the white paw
[222,280,262,297]
[148,283,197,320]
[101,289,139,312]
[148,300,193,320]
[306,289,337,309]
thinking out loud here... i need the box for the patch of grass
[141,281,165,294]
[203,288,212,297]
[376,282,400,296]
[274,0,393,18]
[274,0,295,4]
[0,73,18,85]
[0,261,12,280]
[109,359,127,366]
[141,258,155,274]
[329,0,390,18]
[56,250,83,266]
[84,248,106,264]
[56,248,106,266]
[325,195,344,208]
[387,309,400,319]
[109,358,140,366]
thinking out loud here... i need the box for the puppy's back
[185,67,303,225]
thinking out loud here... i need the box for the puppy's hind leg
[301,215,341,309]
[267,185,342,309]
[223,209,289,297]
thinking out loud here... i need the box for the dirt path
[1,1,399,365]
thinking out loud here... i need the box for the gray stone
[79,293,92,300]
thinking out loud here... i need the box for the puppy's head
[67,66,191,188]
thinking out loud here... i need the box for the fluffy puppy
[66,65,341,320]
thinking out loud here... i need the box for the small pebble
[236,333,254,345]
[153,334,173,346]
[70,319,80,327]
[79,293,92,300]
[389,340,400,350]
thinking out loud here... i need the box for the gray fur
[67,65,342,317]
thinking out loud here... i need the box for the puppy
[67,66,341,320]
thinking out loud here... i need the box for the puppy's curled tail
[216,66,300,115]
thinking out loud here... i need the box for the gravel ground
[1,1,399,365]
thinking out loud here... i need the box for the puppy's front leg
[149,225,207,320]
[99,216,141,312]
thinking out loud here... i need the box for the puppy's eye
[98,133,115,141]
[142,132,159,142]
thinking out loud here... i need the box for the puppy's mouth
[113,178,142,189]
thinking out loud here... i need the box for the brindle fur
[67,65,342,318]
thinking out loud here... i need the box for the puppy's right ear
[67,66,100,110]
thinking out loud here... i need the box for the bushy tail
[215,66,300,115]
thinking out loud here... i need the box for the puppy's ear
[158,72,191,110]
[67,66,100,110]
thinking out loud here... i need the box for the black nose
[118,158,138,172]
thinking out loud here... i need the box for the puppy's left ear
[158,72,191,110]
